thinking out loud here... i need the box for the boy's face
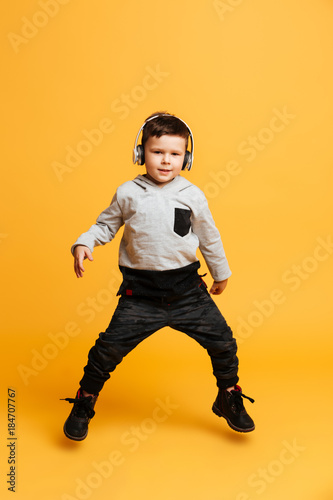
[144,134,186,186]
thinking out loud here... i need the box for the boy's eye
[151,150,181,155]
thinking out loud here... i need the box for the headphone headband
[132,113,194,171]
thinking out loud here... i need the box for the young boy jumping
[62,112,255,440]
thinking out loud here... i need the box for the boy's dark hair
[141,112,189,150]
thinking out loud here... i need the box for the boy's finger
[74,259,84,277]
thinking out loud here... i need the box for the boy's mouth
[158,169,171,173]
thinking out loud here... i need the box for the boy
[62,112,255,440]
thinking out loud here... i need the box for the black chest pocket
[174,208,191,237]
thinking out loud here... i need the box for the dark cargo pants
[80,285,239,394]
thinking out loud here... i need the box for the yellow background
[1,0,332,498]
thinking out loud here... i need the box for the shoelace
[230,390,255,413]
[61,395,96,419]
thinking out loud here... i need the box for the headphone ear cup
[182,151,190,170]
[137,145,144,165]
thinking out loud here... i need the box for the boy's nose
[162,154,170,164]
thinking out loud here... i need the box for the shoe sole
[63,422,88,441]
[212,404,255,433]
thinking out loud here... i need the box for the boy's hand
[73,245,93,278]
[209,279,228,295]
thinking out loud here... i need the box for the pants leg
[80,295,168,394]
[168,286,239,389]
[80,286,239,394]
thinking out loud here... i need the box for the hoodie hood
[132,174,193,192]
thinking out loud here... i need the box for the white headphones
[132,113,194,171]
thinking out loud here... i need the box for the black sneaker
[212,385,255,433]
[61,389,98,441]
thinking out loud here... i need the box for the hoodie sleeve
[71,191,124,255]
[191,190,232,282]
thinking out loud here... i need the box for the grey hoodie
[72,174,231,282]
